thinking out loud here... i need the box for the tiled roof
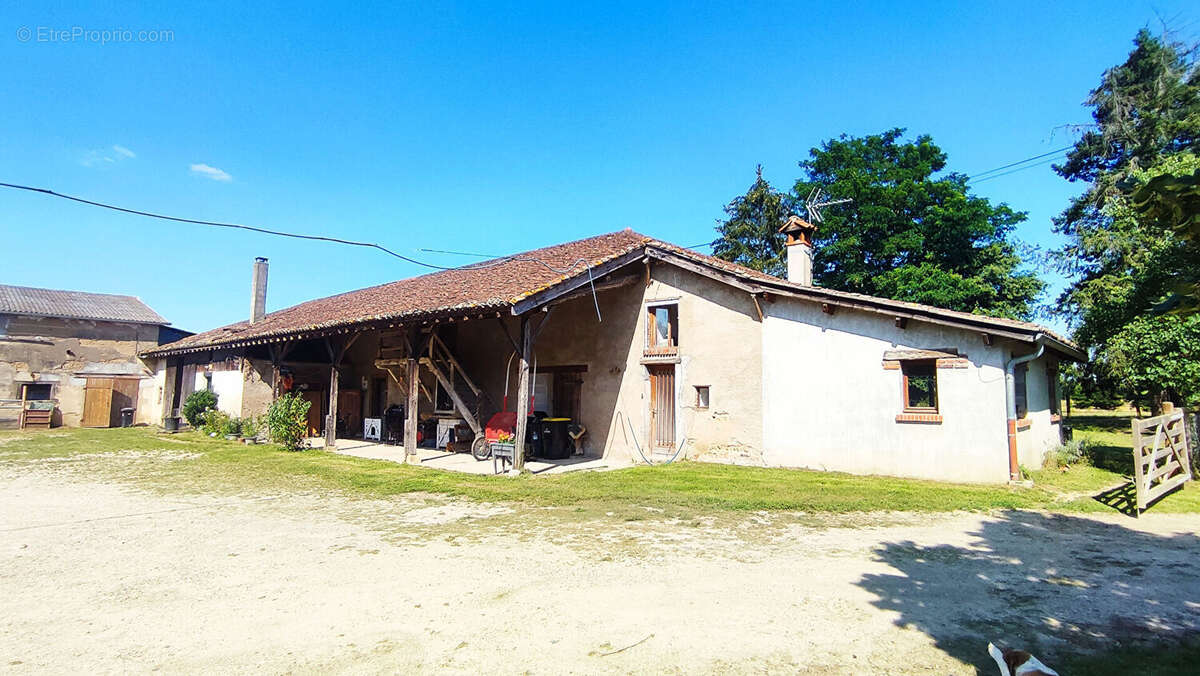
[146,230,649,354]
[144,228,1079,358]
[0,284,168,325]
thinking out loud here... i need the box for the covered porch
[225,258,648,474]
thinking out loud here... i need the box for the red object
[484,411,518,443]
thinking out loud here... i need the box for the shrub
[200,409,237,437]
[240,416,260,439]
[1043,438,1094,469]
[266,392,311,451]
[182,390,218,428]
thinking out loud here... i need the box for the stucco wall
[0,315,160,427]
[633,265,764,464]
[762,299,1016,483]
[1015,356,1063,469]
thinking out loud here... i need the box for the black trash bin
[120,407,135,428]
[540,418,572,459]
[525,413,546,457]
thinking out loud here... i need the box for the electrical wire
[970,155,1068,184]
[0,180,603,318]
[967,145,1073,182]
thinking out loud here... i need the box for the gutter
[1004,334,1046,481]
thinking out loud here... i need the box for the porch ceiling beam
[510,248,647,315]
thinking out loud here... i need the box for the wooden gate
[648,365,675,450]
[1132,409,1193,513]
[81,378,114,427]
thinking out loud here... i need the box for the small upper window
[646,304,678,354]
[695,385,710,409]
[1014,363,1028,419]
[902,361,938,412]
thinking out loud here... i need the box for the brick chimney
[250,257,268,324]
[778,215,817,285]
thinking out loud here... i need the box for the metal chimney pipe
[250,257,268,324]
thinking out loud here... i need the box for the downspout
[1004,335,1045,481]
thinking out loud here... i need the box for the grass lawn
[1027,408,1200,514]
[2,412,1196,516]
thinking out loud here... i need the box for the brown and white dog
[987,643,1058,676]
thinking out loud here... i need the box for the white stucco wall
[209,370,244,418]
[1015,357,1063,469]
[762,299,1017,483]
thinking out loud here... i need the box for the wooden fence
[1132,407,1194,513]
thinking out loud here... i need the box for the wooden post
[404,357,420,462]
[512,316,532,473]
[325,363,339,449]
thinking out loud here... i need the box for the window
[902,361,938,412]
[1014,363,1028,419]
[694,385,710,409]
[645,303,679,354]
[23,384,52,400]
[1047,364,1060,416]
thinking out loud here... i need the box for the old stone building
[0,284,186,428]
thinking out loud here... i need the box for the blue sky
[2,1,1194,333]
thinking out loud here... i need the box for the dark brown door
[82,378,114,427]
[302,390,324,437]
[110,378,139,427]
[648,366,675,450]
[338,389,362,437]
[371,377,387,417]
[553,370,584,422]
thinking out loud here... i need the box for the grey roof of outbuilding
[0,284,169,325]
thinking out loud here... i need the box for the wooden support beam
[751,293,764,322]
[982,333,994,346]
[404,357,420,462]
[894,317,908,329]
[496,318,521,354]
[822,303,835,315]
[512,315,532,473]
[325,363,339,448]
[420,357,481,436]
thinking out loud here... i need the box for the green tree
[1103,314,1200,413]
[712,165,792,277]
[1054,30,1200,337]
[713,130,1043,317]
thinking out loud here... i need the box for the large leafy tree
[713,129,1044,319]
[1052,30,1200,410]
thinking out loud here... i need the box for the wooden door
[554,370,584,422]
[110,378,139,426]
[82,378,114,428]
[338,389,362,437]
[648,366,675,450]
[302,390,324,437]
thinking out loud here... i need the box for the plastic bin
[539,418,572,459]
[120,407,135,427]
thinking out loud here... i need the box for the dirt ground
[1,450,1198,674]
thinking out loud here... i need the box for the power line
[0,181,604,320]
[970,155,1067,184]
[968,145,1073,182]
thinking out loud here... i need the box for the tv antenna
[804,187,852,223]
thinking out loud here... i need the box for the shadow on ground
[859,511,1200,674]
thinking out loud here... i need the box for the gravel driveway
[1,451,1198,674]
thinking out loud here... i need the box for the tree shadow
[858,511,1200,673]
